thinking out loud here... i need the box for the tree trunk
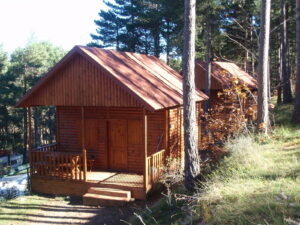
[183,0,200,191]
[23,71,28,161]
[154,31,160,58]
[250,17,255,77]
[166,19,171,65]
[293,0,300,123]
[204,10,212,113]
[281,0,293,103]
[257,0,271,134]
[244,30,249,73]
[277,42,282,104]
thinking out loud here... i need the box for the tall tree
[280,0,293,103]
[183,0,201,190]
[257,0,271,133]
[293,0,300,123]
[90,0,184,59]
[218,0,258,69]
[6,42,65,159]
[204,4,212,112]
[90,9,123,49]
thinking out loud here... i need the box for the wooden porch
[30,143,165,200]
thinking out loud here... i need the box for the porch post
[143,109,148,191]
[81,107,87,181]
[28,107,32,175]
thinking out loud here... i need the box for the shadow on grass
[0,193,153,225]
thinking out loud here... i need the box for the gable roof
[17,46,208,111]
[195,61,257,90]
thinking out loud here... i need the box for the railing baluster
[147,149,165,187]
[30,143,98,182]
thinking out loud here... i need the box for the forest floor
[0,194,155,225]
[0,104,299,225]
[130,103,300,225]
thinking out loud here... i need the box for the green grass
[132,103,300,225]
[0,195,65,225]
[199,133,300,225]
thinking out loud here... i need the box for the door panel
[85,119,98,150]
[128,120,142,145]
[108,120,128,170]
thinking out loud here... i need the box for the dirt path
[0,195,155,225]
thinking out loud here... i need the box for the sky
[0,0,107,54]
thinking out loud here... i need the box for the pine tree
[257,0,271,134]
[6,42,65,159]
[183,0,200,191]
[280,0,293,103]
[293,0,300,123]
[89,9,123,49]
[90,0,184,59]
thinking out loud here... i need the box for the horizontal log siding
[57,106,144,173]
[195,64,223,90]
[147,110,165,157]
[23,53,143,107]
[168,107,183,160]
[196,102,202,148]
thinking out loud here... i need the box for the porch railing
[33,143,57,152]
[31,144,87,181]
[145,149,165,190]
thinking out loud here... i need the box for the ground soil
[0,193,161,225]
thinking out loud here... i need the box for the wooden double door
[108,119,143,171]
[80,119,143,171]
[107,120,127,170]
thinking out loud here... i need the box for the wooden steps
[83,187,134,206]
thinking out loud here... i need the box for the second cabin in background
[195,61,258,120]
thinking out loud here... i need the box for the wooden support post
[83,149,87,182]
[28,107,32,175]
[164,109,169,162]
[81,107,87,181]
[143,109,148,191]
[81,107,85,150]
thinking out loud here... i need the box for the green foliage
[0,42,65,153]
[89,0,184,58]
[197,129,300,225]
[134,103,300,225]
[89,0,297,99]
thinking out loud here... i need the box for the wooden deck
[87,171,144,189]
[31,171,146,200]
[30,144,166,200]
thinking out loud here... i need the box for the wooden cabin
[16,46,208,205]
[195,61,257,119]
[195,61,257,105]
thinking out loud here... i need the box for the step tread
[83,193,131,202]
[88,187,131,194]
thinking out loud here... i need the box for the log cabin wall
[195,64,223,90]
[56,106,145,173]
[196,102,202,148]
[167,105,202,164]
[22,53,144,107]
[147,110,166,156]
[167,107,184,161]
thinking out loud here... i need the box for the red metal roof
[17,46,207,111]
[195,61,257,90]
